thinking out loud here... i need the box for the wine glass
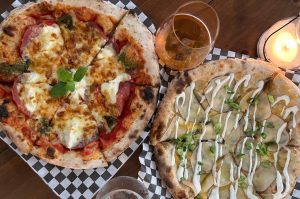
[155,1,219,71]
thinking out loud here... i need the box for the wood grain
[0,0,298,198]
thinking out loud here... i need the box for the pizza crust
[114,14,160,87]
[31,147,108,169]
[151,58,300,198]
[0,123,32,154]
[103,86,158,161]
[154,142,195,199]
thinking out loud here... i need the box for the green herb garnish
[261,132,267,139]
[224,85,234,95]
[247,96,259,105]
[209,145,216,154]
[266,122,275,128]
[214,122,222,135]
[50,67,88,98]
[197,161,203,166]
[198,170,207,175]
[225,98,240,110]
[118,51,138,70]
[171,132,197,161]
[261,160,272,168]
[39,118,51,134]
[238,176,248,189]
[0,60,30,74]
[57,14,74,29]
[237,153,245,160]
[267,94,275,104]
[104,116,117,129]
[256,142,268,156]
[245,141,252,150]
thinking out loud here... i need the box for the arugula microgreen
[225,98,240,110]
[267,94,275,104]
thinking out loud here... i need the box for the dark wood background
[0,0,298,198]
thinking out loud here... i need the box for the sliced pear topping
[240,91,271,121]
[261,115,289,149]
[205,76,236,112]
[235,138,261,172]
[219,154,238,187]
[177,84,205,123]
[253,164,277,192]
[191,143,215,174]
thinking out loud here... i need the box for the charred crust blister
[46,147,55,159]
[140,87,154,103]
[0,105,9,120]
[2,25,15,37]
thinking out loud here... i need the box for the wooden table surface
[0,0,298,198]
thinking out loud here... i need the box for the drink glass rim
[171,0,220,50]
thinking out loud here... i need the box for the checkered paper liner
[0,0,155,199]
[138,49,300,199]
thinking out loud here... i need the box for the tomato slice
[12,77,31,117]
[21,126,38,142]
[52,143,68,154]
[99,84,136,149]
[81,141,99,156]
[116,82,131,114]
[20,20,56,57]
[112,39,128,54]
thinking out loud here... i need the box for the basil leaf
[268,94,275,104]
[104,116,117,129]
[50,82,68,98]
[39,118,51,134]
[73,67,88,82]
[118,51,138,70]
[0,60,30,74]
[65,81,75,92]
[57,14,74,30]
[57,68,73,82]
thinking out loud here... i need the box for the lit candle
[257,17,300,69]
[273,32,298,63]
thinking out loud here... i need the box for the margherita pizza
[0,0,159,169]
[151,59,300,199]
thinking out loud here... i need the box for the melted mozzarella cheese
[20,72,47,84]
[97,44,116,60]
[68,71,91,105]
[25,24,64,60]
[18,83,58,119]
[101,73,131,104]
[53,105,97,149]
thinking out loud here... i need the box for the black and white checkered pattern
[138,49,300,199]
[0,0,154,198]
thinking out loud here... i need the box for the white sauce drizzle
[234,111,241,129]
[230,162,236,199]
[273,122,288,199]
[272,95,290,107]
[234,137,248,198]
[185,82,195,124]
[283,106,299,128]
[230,74,251,100]
[193,75,233,194]
[246,145,258,199]
[281,147,291,197]
[244,80,265,131]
